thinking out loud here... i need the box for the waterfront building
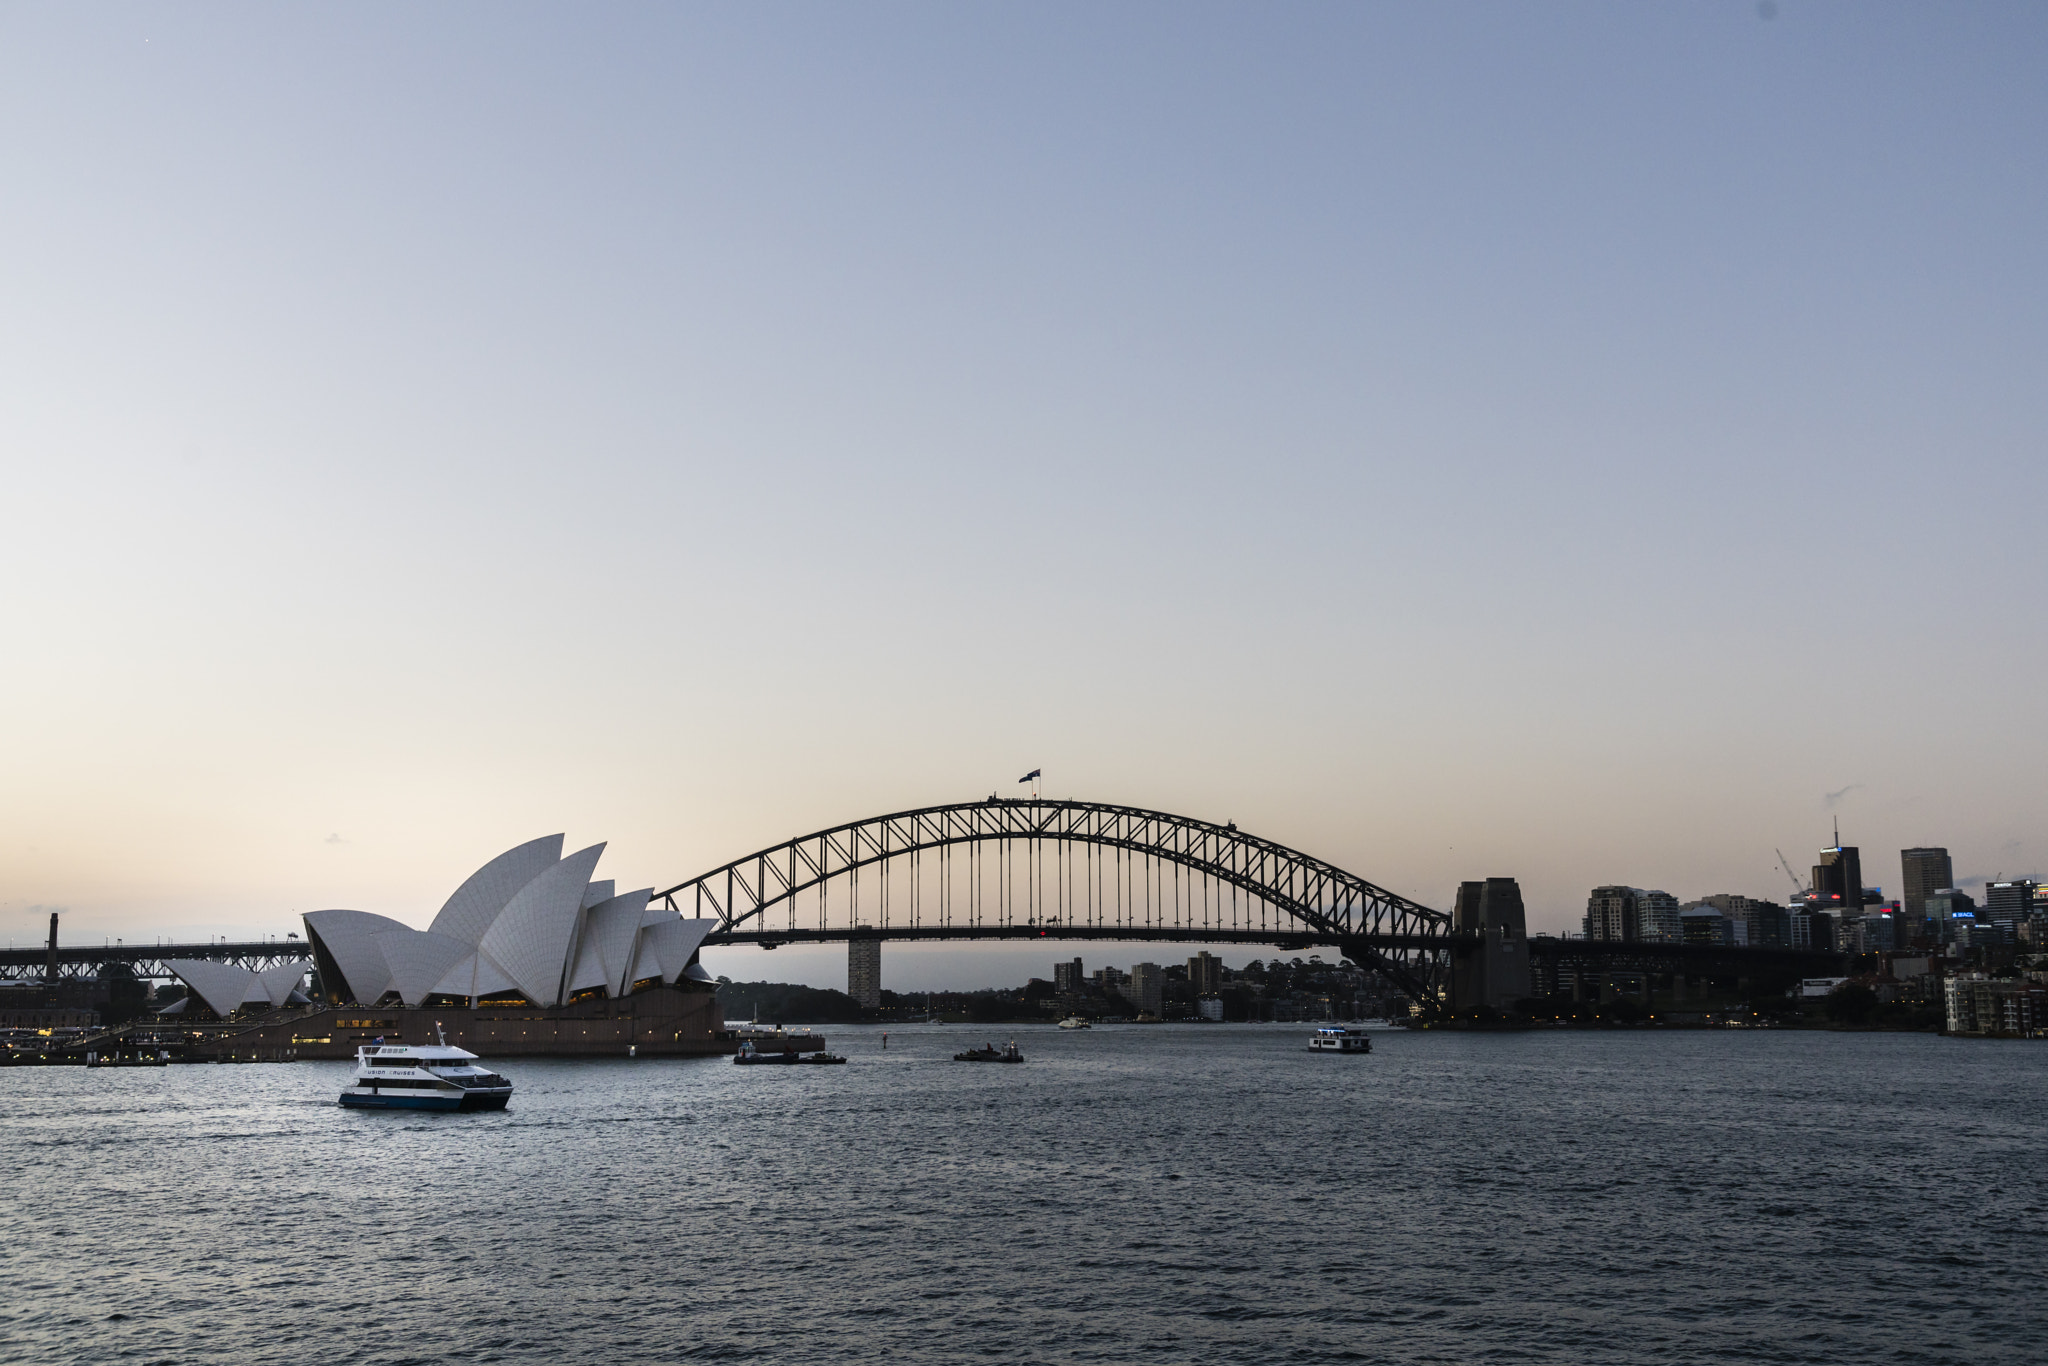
[847,937,881,1010]
[1128,963,1164,1016]
[1187,951,1222,996]
[1900,848,1952,944]
[1196,998,1224,1021]
[202,835,735,1059]
[1944,974,2048,1037]
[1585,886,1638,942]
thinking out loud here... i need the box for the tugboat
[339,1030,513,1110]
[1306,1025,1372,1054]
[953,1040,1024,1063]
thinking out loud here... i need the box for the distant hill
[714,980,865,1025]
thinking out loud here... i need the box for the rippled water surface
[4,1025,2045,1365]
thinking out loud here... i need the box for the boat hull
[339,1090,511,1111]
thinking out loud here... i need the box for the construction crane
[1774,848,1807,897]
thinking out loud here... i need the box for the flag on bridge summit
[1019,769,1041,784]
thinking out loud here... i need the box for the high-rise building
[1186,952,1222,995]
[1128,963,1164,1016]
[1899,848,1952,943]
[1789,905,1834,950]
[1054,958,1085,993]
[1585,886,1638,941]
[1985,880,2039,926]
[1749,901,1790,949]
[847,938,881,1009]
[1812,836,1866,914]
[1637,891,1681,943]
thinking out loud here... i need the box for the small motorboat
[1307,1026,1372,1054]
[953,1041,1024,1063]
[1056,1016,1090,1030]
[733,1041,799,1065]
[796,1052,847,1065]
[339,1034,513,1110]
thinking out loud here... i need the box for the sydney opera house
[167,836,729,1059]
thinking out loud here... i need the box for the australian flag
[1019,769,1041,784]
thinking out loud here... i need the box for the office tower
[1128,963,1164,1016]
[1899,848,1951,944]
[847,939,881,1009]
[1186,951,1222,995]
[1900,849,1952,921]
[1680,907,1732,945]
[1054,958,1085,993]
[1585,886,1638,941]
[1812,835,1865,914]
[1984,880,2039,926]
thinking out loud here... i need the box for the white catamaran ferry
[338,1035,513,1112]
[1307,1026,1372,1054]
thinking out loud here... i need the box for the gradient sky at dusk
[3,3,2043,988]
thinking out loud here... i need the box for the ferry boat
[1307,1026,1372,1054]
[338,1038,513,1111]
[1056,1016,1090,1030]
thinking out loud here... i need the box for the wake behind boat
[339,1039,513,1111]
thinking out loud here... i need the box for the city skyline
[4,6,2044,988]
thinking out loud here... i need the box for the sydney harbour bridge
[1,796,1843,1013]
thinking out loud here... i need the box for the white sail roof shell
[634,917,718,986]
[428,950,519,1003]
[563,889,652,997]
[373,930,477,1008]
[164,960,261,1019]
[429,834,564,948]
[301,909,413,1005]
[479,843,606,1008]
[256,961,310,1008]
[297,837,696,1008]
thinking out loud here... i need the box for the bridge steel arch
[655,798,1452,1010]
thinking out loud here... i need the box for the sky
[2,2,2043,989]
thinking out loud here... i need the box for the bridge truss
[0,942,311,983]
[656,798,1453,1007]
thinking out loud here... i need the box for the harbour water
[4,1025,2044,1364]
